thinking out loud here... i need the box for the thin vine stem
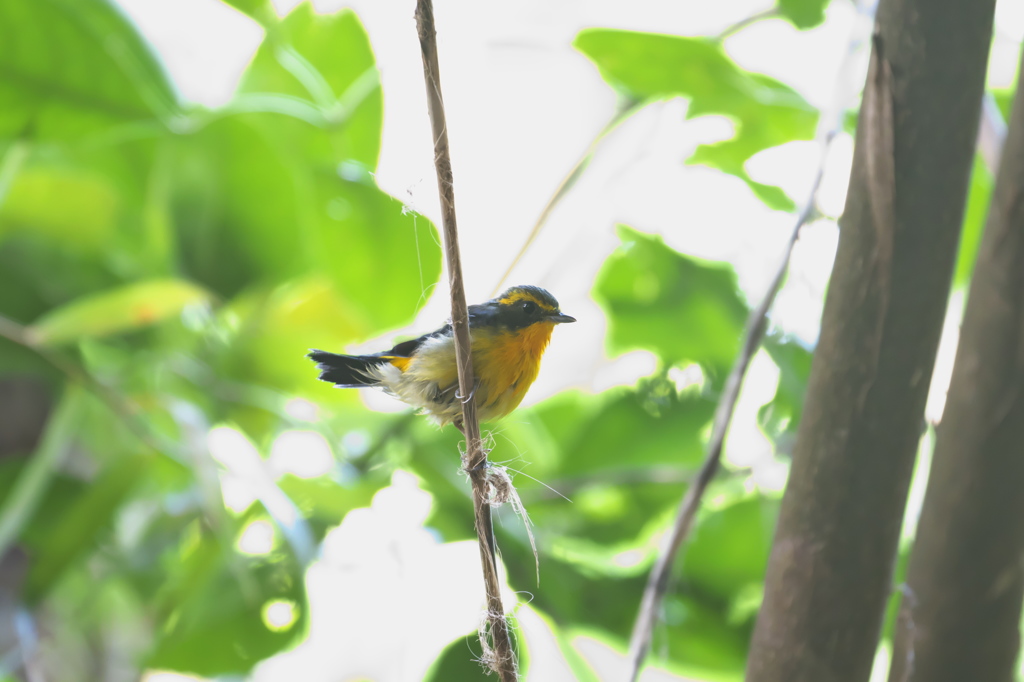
[414,1,518,679]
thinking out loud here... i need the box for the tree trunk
[745,1,996,681]
[887,44,1024,682]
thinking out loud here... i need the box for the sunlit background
[1,0,1022,680]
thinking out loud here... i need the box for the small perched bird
[308,285,575,428]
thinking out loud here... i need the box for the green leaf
[146,525,307,675]
[311,173,441,333]
[25,455,151,600]
[574,29,817,208]
[533,382,715,478]
[215,274,430,400]
[0,134,177,314]
[30,278,210,345]
[759,335,813,446]
[0,0,177,140]
[719,171,797,212]
[411,378,715,597]
[0,137,175,323]
[0,388,82,558]
[172,115,313,295]
[682,497,779,603]
[0,165,120,246]
[171,118,439,334]
[575,30,741,101]
[424,631,495,682]
[239,3,383,168]
[166,5,439,324]
[594,226,748,373]
[659,595,750,673]
[277,473,382,529]
[221,0,273,23]
[777,0,830,30]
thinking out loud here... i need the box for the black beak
[548,313,576,324]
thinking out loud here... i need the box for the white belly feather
[365,333,467,424]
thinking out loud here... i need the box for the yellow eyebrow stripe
[497,291,557,312]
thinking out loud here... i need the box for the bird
[308,285,575,429]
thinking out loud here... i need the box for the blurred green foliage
[777,0,831,30]
[574,29,818,210]
[595,226,748,378]
[0,0,1009,680]
[0,0,437,676]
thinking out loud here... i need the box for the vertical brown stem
[414,2,517,679]
[888,42,1024,682]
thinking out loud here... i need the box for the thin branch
[624,2,877,676]
[717,7,781,41]
[491,98,642,296]
[625,155,826,682]
[414,2,517,680]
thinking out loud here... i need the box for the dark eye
[520,300,537,315]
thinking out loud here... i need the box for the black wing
[307,323,453,387]
[385,322,452,357]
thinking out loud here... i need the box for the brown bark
[745,1,996,681]
[888,43,1024,682]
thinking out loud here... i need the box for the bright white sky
[116,1,1022,680]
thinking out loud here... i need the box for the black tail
[307,349,387,387]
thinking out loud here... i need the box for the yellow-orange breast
[472,321,556,421]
